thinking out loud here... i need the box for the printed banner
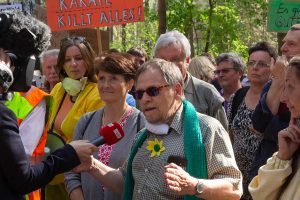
[46,0,144,31]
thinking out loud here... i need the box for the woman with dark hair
[127,46,148,67]
[65,53,145,200]
[46,37,105,200]
[249,56,300,200]
[227,41,277,200]
[49,36,105,143]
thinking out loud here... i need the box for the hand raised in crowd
[277,117,300,160]
[270,55,288,80]
[69,140,98,164]
[164,163,198,195]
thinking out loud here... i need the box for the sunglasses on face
[247,60,270,68]
[134,85,169,100]
[214,68,235,75]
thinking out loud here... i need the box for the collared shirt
[121,104,242,200]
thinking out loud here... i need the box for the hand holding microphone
[91,122,125,146]
[72,123,125,173]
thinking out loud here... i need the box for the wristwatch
[195,180,205,195]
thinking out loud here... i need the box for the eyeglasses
[214,68,235,75]
[134,85,169,100]
[247,60,270,68]
[60,36,87,47]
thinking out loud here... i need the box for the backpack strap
[82,111,96,135]
[230,86,250,123]
[136,111,141,133]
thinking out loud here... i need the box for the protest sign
[46,0,144,31]
[268,0,300,32]
[36,4,109,54]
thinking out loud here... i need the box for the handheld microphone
[91,122,124,147]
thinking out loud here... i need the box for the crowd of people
[1,10,300,200]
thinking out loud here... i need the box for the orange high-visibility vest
[20,86,52,157]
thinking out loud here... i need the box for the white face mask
[62,77,87,96]
[145,121,169,135]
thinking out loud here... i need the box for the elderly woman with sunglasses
[65,53,145,200]
[46,37,105,200]
[249,56,300,200]
[227,42,277,200]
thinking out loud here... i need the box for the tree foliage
[36,0,276,59]
[111,0,276,59]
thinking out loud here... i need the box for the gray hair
[153,30,191,59]
[188,56,215,82]
[215,52,245,72]
[39,49,60,64]
[135,58,184,87]
[290,24,300,31]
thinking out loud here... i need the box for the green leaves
[38,0,277,60]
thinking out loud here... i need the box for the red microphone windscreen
[100,123,124,145]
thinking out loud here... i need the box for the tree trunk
[121,24,127,52]
[277,33,286,55]
[189,28,195,57]
[205,0,214,52]
[158,0,167,36]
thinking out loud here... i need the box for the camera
[0,12,36,93]
[0,10,51,96]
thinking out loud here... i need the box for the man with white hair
[76,59,242,200]
[153,30,228,130]
[40,49,60,93]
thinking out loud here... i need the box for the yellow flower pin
[146,138,165,157]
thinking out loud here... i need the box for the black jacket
[0,103,80,200]
[250,81,290,179]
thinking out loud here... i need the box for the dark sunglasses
[60,36,87,47]
[214,68,235,75]
[134,85,169,100]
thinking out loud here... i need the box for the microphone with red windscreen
[90,122,124,146]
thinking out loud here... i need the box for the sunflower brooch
[146,138,165,157]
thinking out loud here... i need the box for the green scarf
[122,100,207,200]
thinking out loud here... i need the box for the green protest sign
[268,0,300,32]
